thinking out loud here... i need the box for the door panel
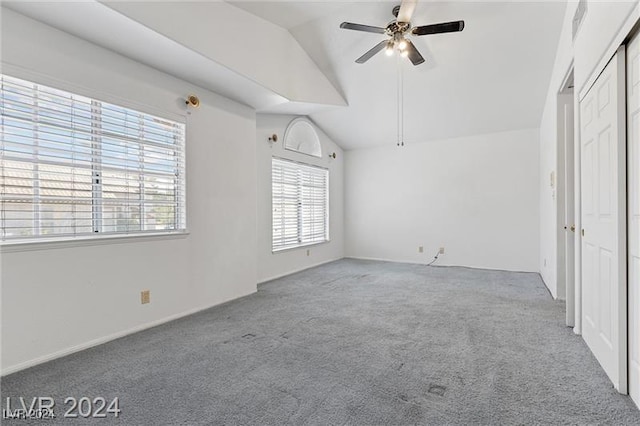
[598,129,612,216]
[583,242,596,329]
[598,248,612,347]
[583,137,594,216]
[580,46,627,392]
[627,30,640,408]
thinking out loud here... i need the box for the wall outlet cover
[418,246,424,253]
[439,247,445,254]
[141,290,150,304]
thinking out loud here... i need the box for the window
[283,118,322,158]
[272,157,328,251]
[0,74,186,242]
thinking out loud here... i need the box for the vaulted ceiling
[233,1,567,149]
[3,1,567,151]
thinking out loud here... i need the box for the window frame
[0,73,188,246]
[271,156,329,253]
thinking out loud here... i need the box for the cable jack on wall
[426,247,444,266]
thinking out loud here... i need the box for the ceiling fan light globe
[398,39,408,51]
[400,49,409,58]
[385,40,395,56]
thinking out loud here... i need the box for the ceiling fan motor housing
[386,21,411,36]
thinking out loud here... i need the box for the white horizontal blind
[0,74,186,241]
[272,157,328,251]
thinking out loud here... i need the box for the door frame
[574,65,584,337]
[557,66,576,326]
[626,27,640,408]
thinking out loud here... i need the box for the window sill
[272,239,330,254]
[0,231,190,253]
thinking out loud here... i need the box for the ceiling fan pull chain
[400,61,404,147]
[397,55,401,146]
[396,57,404,147]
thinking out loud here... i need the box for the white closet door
[580,46,627,392]
[627,32,640,408]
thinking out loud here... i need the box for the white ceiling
[232,1,351,30]
[3,1,346,114]
[6,0,567,151]
[231,1,567,150]
[3,1,288,111]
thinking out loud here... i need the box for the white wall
[538,0,639,297]
[0,9,257,373]
[256,114,344,283]
[573,1,639,96]
[345,128,540,272]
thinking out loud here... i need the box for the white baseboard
[538,272,558,299]
[1,289,256,376]
[258,257,343,284]
[345,256,537,274]
[346,255,406,264]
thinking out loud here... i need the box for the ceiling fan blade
[412,20,465,36]
[340,22,386,34]
[356,40,388,64]
[397,0,417,23]
[404,40,425,66]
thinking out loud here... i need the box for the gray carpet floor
[2,258,640,425]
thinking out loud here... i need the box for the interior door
[627,32,640,408]
[579,46,627,392]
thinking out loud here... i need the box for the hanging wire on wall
[397,55,404,147]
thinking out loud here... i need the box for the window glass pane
[2,159,34,197]
[39,202,93,236]
[102,204,141,234]
[146,204,176,231]
[3,202,35,238]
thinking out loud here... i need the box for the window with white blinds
[0,74,186,242]
[272,157,328,252]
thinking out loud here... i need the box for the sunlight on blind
[0,74,186,241]
[272,157,328,251]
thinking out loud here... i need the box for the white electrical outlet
[439,247,445,254]
[306,249,310,256]
[418,246,424,253]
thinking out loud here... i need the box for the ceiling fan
[340,0,464,66]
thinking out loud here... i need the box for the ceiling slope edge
[2,1,346,114]
[103,1,347,111]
